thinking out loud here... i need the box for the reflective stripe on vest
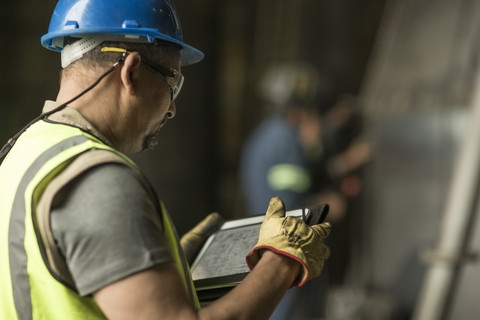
[1,120,199,319]
[267,163,311,193]
[7,134,104,319]
[9,135,89,319]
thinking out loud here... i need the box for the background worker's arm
[93,249,300,320]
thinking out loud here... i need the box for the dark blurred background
[2,0,480,319]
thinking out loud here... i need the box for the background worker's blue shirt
[240,117,311,215]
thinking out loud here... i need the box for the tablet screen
[190,204,328,295]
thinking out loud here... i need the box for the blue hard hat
[41,0,204,66]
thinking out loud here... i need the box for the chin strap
[0,53,126,160]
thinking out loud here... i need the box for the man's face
[136,49,181,151]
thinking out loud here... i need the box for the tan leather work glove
[180,212,224,264]
[246,197,331,287]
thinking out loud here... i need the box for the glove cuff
[246,245,309,287]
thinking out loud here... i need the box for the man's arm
[94,250,300,320]
[94,196,330,320]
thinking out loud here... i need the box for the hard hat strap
[61,36,104,68]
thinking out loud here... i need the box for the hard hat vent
[64,20,79,29]
[122,20,140,29]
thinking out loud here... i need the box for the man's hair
[61,37,179,78]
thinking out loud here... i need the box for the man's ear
[120,52,142,95]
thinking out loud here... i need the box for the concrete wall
[359,0,480,318]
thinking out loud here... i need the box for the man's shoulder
[46,149,149,213]
[66,150,144,196]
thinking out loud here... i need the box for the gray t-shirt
[50,163,173,296]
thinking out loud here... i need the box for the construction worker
[241,62,342,216]
[240,62,344,319]
[0,0,331,319]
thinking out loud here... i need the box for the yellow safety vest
[0,120,199,319]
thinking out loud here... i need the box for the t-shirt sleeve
[50,163,173,296]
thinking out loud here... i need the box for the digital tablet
[190,204,329,301]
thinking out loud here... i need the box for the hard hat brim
[41,29,204,66]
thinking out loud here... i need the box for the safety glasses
[101,47,184,101]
